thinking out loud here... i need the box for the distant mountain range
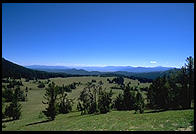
[2,57,180,80]
[25,65,180,80]
[26,65,175,73]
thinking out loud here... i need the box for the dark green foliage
[68,82,77,89]
[25,87,28,92]
[91,79,96,83]
[134,91,145,113]
[57,86,73,114]
[147,56,194,110]
[2,87,13,102]
[98,80,103,85]
[2,97,6,119]
[58,98,73,114]
[5,86,22,120]
[6,79,23,88]
[178,56,194,109]
[107,78,113,83]
[77,84,101,115]
[185,56,194,108]
[98,89,113,114]
[147,76,179,109]
[112,77,124,85]
[123,85,136,110]
[113,93,124,110]
[147,76,168,109]
[25,87,28,101]
[18,89,26,101]
[38,82,45,88]
[60,84,72,93]
[47,79,50,84]
[77,88,91,115]
[42,82,58,120]
[113,84,136,111]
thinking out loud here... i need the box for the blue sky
[2,3,194,68]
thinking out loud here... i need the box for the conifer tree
[42,82,58,120]
[5,86,22,120]
[134,91,145,113]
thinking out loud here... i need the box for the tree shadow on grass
[144,109,168,113]
[25,119,51,126]
[66,112,99,119]
[2,118,14,123]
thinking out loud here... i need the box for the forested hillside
[2,58,74,79]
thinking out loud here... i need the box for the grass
[2,77,194,131]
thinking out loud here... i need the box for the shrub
[68,82,77,89]
[91,79,96,83]
[98,80,103,85]
[38,82,45,88]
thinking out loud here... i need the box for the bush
[38,82,45,88]
[98,80,103,85]
[92,79,96,83]
[69,82,77,89]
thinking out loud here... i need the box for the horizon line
[24,64,179,68]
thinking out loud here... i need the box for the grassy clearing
[2,77,194,131]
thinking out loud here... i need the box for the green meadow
[2,77,194,131]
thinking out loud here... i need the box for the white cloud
[150,61,157,64]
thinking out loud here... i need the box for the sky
[2,3,194,68]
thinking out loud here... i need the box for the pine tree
[5,86,22,120]
[185,56,194,108]
[98,89,113,114]
[134,91,145,113]
[42,82,58,120]
[58,85,73,114]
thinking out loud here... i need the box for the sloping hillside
[2,58,72,79]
